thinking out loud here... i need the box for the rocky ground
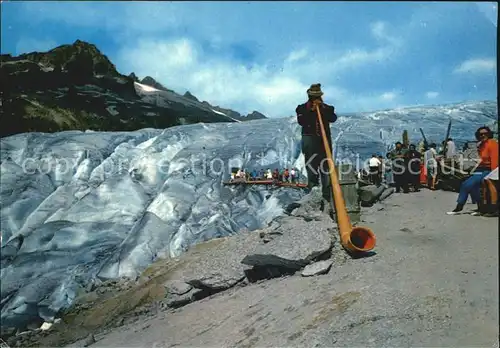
[3,188,498,347]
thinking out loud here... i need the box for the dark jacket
[407,150,421,172]
[296,101,337,138]
[389,148,408,171]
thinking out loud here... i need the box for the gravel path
[86,190,498,347]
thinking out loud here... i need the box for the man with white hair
[368,154,382,186]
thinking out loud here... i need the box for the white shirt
[446,141,456,157]
[424,148,437,168]
[369,157,381,167]
[290,169,296,176]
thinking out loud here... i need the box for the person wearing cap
[295,83,338,202]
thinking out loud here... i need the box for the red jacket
[478,139,498,170]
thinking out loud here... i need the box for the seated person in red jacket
[447,126,498,215]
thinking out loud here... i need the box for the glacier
[0,100,497,329]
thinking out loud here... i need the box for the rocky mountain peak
[140,76,170,92]
[11,39,120,78]
[128,72,139,82]
[1,39,268,137]
[183,91,199,102]
[245,111,266,120]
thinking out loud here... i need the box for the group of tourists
[295,83,498,217]
[230,167,300,183]
[226,83,497,218]
[372,140,449,193]
[363,144,429,192]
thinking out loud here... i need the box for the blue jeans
[457,170,491,205]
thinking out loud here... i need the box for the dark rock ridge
[127,72,139,82]
[0,40,267,137]
[210,105,268,122]
[183,91,199,101]
[6,39,120,78]
[245,110,267,120]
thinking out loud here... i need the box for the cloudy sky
[1,1,497,117]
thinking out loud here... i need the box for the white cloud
[425,91,439,99]
[453,58,496,74]
[285,49,308,63]
[118,27,403,118]
[131,39,198,69]
[371,21,386,38]
[334,47,390,68]
[380,91,398,101]
[15,38,57,55]
[120,39,303,115]
[370,21,402,46]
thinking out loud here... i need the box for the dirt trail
[84,190,498,347]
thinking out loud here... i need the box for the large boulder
[285,186,331,221]
[358,185,385,207]
[241,216,333,271]
[379,186,395,202]
[159,215,334,307]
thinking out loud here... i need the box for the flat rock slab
[166,234,258,291]
[242,217,333,268]
[157,215,334,305]
[301,260,334,276]
[164,280,192,295]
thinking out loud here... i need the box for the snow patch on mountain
[211,109,241,123]
[134,81,161,93]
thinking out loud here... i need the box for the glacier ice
[0,100,497,328]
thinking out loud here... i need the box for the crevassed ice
[0,100,497,328]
